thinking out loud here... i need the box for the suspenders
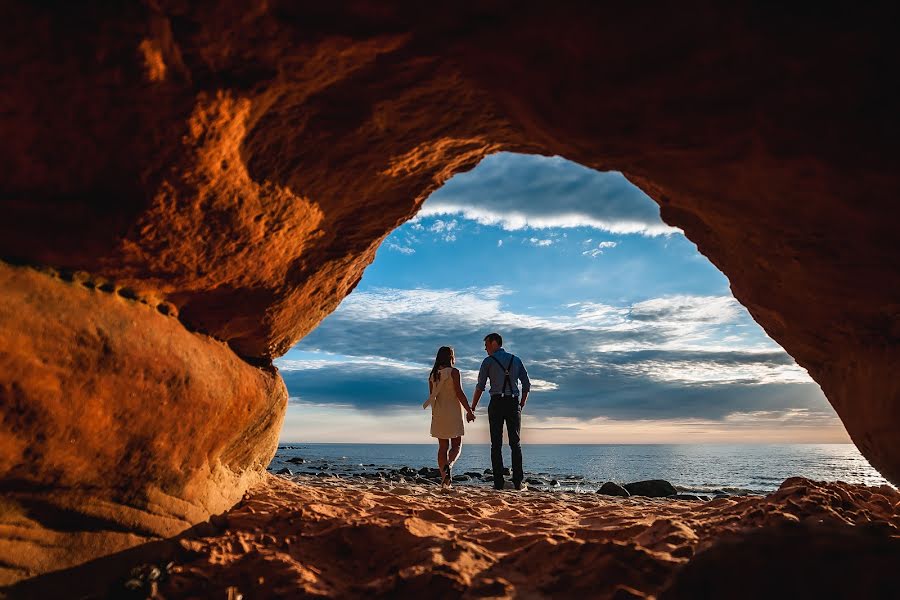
[490,354,516,397]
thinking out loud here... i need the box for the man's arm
[471,388,483,411]
[518,358,531,408]
[472,359,489,410]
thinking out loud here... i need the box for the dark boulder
[624,479,678,497]
[597,482,630,497]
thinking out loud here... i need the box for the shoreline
[270,466,763,499]
[269,444,893,497]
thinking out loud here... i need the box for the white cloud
[497,240,503,247]
[615,358,813,386]
[283,285,840,432]
[582,240,618,257]
[629,295,741,324]
[386,242,415,255]
[421,153,681,236]
[528,237,553,247]
[427,219,458,241]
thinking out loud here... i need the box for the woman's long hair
[430,346,454,382]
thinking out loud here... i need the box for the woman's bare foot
[442,464,452,487]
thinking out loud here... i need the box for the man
[471,332,531,490]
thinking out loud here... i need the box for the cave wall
[1,0,898,584]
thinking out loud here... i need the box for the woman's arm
[451,369,475,415]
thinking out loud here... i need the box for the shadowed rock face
[1,1,898,584]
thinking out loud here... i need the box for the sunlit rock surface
[0,263,286,585]
[0,1,898,587]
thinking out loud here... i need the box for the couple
[425,332,531,490]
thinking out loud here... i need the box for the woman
[426,346,476,487]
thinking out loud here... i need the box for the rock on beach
[624,479,678,497]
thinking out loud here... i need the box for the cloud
[286,287,834,423]
[528,237,553,247]
[424,218,459,242]
[420,152,680,236]
[429,219,457,233]
[278,354,557,412]
[386,242,415,255]
[628,295,741,324]
[582,241,618,258]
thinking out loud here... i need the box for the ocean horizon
[270,442,892,495]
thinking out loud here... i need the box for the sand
[148,474,900,599]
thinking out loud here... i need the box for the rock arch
[1,1,898,584]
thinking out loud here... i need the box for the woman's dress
[429,367,465,439]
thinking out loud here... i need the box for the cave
[1,2,898,595]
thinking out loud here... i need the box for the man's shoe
[493,481,505,490]
[514,481,524,490]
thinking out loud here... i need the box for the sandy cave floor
[138,474,900,599]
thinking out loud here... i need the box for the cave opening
[268,152,889,492]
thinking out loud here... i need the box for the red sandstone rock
[1,1,899,587]
[0,263,286,585]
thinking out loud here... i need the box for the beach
[126,472,900,599]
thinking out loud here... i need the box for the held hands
[466,409,476,423]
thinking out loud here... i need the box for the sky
[276,152,851,444]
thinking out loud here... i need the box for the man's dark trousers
[488,394,523,488]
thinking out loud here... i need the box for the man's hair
[484,332,502,346]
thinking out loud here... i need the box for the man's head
[483,332,502,355]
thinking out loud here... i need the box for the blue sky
[276,153,848,443]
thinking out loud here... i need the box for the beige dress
[428,367,465,439]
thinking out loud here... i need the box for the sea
[269,443,893,495]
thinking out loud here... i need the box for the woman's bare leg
[448,437,462,469]
[437,439,450,485]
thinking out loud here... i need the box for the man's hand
[466,410,476,423]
